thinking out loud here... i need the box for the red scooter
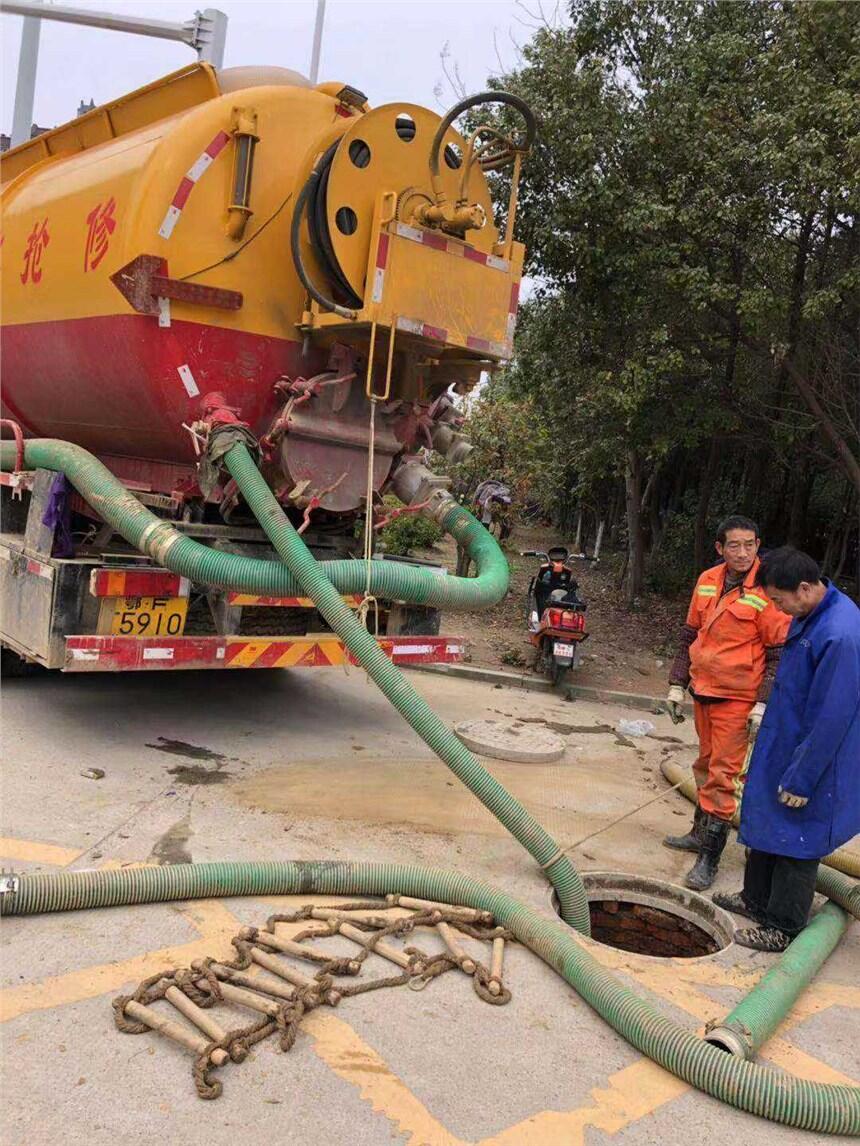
[523,547,589,685]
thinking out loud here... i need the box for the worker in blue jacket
[714,547,860,952]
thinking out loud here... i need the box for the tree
[476,0,860,598]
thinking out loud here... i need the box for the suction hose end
[703,1022,753,1060]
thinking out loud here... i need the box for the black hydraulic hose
[429,91,537,183]
[290,155,357,320]
[310,142,363,310]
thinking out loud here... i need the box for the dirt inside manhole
[589,899,720,958]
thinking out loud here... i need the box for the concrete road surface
[1,666,856,1145]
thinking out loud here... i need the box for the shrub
[376,495,443,555]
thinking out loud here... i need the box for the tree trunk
[624,449,645,606]
[608,481,625,548]
[593,518,606,560]
[693,438,720,572]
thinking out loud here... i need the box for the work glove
[778,786,809,809]
[665,684,686,725]
[747,702,766,742]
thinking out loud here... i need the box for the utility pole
[10,0,42,147]
[309,0,326,83]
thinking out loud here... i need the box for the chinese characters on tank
[20,219,49,284]
[15,199,120,286]
[84,197,117,271]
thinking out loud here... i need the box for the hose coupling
[389,459,451,508]
[703,1019,753,1059]
[414,201,486,236]
[424,487,457,525]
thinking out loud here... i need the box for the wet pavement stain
[146,737,229,763]
[148,812,193,865]
[146,737,235,785]
[166,764,231,786]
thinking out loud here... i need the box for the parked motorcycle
[523,547,589,685]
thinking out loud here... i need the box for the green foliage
[376,496,443,556]
[474,0,860,595]
[500,646,527,667]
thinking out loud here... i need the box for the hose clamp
[0,872,20,896]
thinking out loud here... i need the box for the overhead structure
[2,1,228,146]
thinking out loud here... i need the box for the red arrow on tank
[111,254,243,315]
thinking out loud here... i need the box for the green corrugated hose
[2,860,858,1135]
[659,758,860,880]
[0,437,590,934]
[221,442,591,933]
[3,438,859,1133]
[704,901,850,1059]
[0,440,508,612]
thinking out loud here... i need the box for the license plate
[98,596,188,637]
[554,642,575,658]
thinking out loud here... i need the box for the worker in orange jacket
[664,516,790,890]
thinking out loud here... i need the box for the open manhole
[552,872,734,958]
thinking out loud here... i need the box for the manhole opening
[589,899,719,958]
[550,873,734,959]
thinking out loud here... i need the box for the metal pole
[309,0,326,83]
[2,2,227,56]
[10,0,42,147]
[194,7,227,67]
[3,1,194,42]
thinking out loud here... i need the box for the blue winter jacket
[739,582,860,859]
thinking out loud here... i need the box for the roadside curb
[409,661,695,715]
[409,662,554,694]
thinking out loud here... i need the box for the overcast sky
[1,0,549,131]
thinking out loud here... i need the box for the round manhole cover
[454,719,565,763]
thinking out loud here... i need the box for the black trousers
[743,848,819,936]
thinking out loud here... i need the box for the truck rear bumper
[63,634,465,672]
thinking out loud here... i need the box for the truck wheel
[0,645,45,677]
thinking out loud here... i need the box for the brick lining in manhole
[589,899,719,958]
[550,873,734,958]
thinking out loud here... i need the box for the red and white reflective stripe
[507,280,521,342]
[64,635,466,672]
[392,222,510,271]
[0,471,35,491]
[177,364,199,398]
[371,233,390,303]
[466,334,509,357]
[397,316,448,343]
[158,130,231,240]
[26,557,53,580]
[89,568,190,598]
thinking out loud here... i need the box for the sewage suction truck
[0,63,531,672]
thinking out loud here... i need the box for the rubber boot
[684,814,730,891]
[663,805,705,853]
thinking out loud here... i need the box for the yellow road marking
[763,1038,856,1086]
[304,1011,465,1145]
[0,900,241,1024]
[0,837,83,866]
[1,838,856,1143]
[484,1059,688,1145]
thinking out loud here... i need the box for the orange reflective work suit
[672,559,790,821]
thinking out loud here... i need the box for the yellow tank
[0,63,528,512]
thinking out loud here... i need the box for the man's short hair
[716,515,759,544]
[758,546,821,590]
